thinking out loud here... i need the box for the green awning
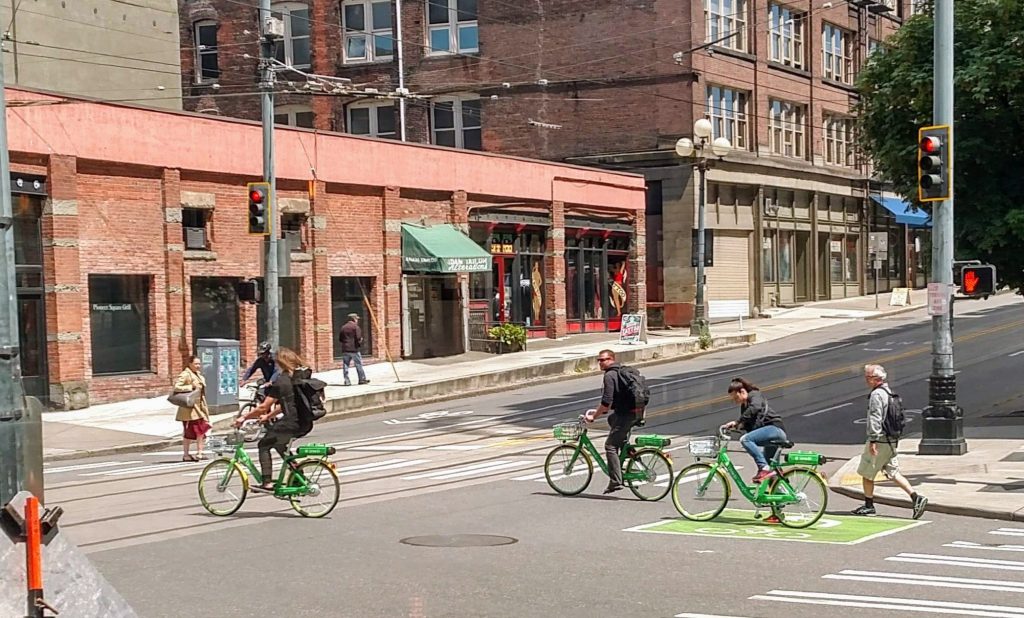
[401,223,492,273]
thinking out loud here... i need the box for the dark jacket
[339,321,363,353]
[265,372,300,433]
[242,355,278,383]
[600,363,636,415]
[736,391,785,432]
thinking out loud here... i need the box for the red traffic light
[249,189,265,203]
[920,136,941,153]
[963,269,980,294]
[959,264,996,297]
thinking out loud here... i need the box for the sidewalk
[40,290,932,462]
[829,435,1024,522]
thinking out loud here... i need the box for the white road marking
[346,445,421,452]
[511,471,547,481]
[82,461,201,477]
[992,529,1024,537]
[803,402,853,417]
[676,613,751,618]
[887,553,1024,571]
[401,460,512,481]
[430,444,489,451]
[863,348,893,352]
[1009,350,1024,357]
[824,569,1024,593]
[402,460,530,481]
[751,590,1024,616]
[338,458,408,472]
[43,461,142,474]
[339,459,429,476]
[947,541,1024,553]
[428,460,532,480]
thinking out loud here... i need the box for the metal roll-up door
[706,231,751,319]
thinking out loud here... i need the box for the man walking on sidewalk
[339,313,370,386]
[852,364,927,519]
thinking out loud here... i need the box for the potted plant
[488,323,527,354]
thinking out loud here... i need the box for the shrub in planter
[488,323,527,353]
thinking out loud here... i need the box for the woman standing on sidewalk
[173,355,210,461]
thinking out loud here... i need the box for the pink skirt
[182,418,211,440]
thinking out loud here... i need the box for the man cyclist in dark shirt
[234,347,305,492]
[584,349,637,495]
[241,341,279,386]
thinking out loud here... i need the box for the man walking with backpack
[852,364,928,519]
[584,349,650,494]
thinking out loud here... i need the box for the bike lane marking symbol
[624,509,929,545]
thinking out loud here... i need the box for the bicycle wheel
[543,445,593,496]
[625,448,673,501]
[237,404,263,443]
[289,460,341,518]
[671,463,730,521]
[198,459,248,516]
[769,467,828,529]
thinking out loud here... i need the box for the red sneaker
[752,469,776,483]
[763,515,782,524]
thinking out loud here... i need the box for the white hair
[864,364,887,380]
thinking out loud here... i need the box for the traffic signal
[960,264,996,298]
[237,278,262,303]
[247,182,272,235]
[918,125,950,202]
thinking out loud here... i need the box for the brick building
[178,0,930,328]
[6,87,644,408]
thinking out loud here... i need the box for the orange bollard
[24,496,43,618]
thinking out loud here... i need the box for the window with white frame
[822,23,853,84]
[348,101,396,138]
[824,114,855,167]
[431,96,481,150]
[274,104,314,128]
[193,20,219,83]
[768,4,805,69]
[427,0,478,55]
[704,0,748,52]
[768,99,805,158]
[272,3,311,68]
[342,0,394,63]
[867,38,882,57]
[706,86,749,150]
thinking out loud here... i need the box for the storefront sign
[829,240,842,253]
[91,303,132,312]
[618,314,647,344]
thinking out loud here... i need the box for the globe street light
[676,123,731,337]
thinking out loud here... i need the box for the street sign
[625,509,926,545]
[873,259,882,270]
[927,282,951,316]
[868,232,888,255]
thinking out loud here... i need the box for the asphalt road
[43,294,1024,617]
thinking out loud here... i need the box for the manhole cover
[400,534,518,548]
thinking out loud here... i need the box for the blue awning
[871,195,931,227]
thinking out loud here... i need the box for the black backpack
[617,365,651,423]
[876,386,907,441]
[292,367,327,438]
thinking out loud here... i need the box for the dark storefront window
[332,276,374,359]
[565,232,631,331]
[469,226,546,329]
[257,277,303,353]
[191,277,240,350]
[89,275,151,375]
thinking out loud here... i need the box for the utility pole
[0,54,34,506]
[919,0,965,455]
[259,0,280,351]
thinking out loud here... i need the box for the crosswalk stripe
[992,529,1024,537]
[346,445,421,452]
[825,569,1024,593]
[44,461,142,474]
[887,553,1024,571]
[402,460,506,481]
[81,461,201,477]
[339,458,408,472]
[946,541,1024,553]
[675,613,751,618]
[429,461,532,480]
[511,471,547,481]
[339,459,429,477]
[751,590,1024,616]
[430,444,489,451]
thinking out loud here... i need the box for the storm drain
[400,534,518,548]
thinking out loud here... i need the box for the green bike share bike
[198,429,341,518]
[544,414,673,500]
[671,424,829,528]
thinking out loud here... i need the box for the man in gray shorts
[852,364,927,519]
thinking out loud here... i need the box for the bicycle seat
[768,438,794,448]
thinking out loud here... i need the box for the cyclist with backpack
[852,364,927,519]
[584,349,650,495]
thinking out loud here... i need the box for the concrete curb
[43,332,755,463]
[827,455,1021,522]
[864,304,924,320]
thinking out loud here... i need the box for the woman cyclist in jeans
[722,377,788,484]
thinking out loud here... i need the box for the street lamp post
[676,120,731,337]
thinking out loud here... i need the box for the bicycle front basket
[207,435,231,454]
[687,436,720,458]
[552,422,582,442]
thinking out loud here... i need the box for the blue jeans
[342,352,366,384]
[740,425,788,469]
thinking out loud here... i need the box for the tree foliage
[856,0,1024,292]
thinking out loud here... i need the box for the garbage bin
[195,338,240,413]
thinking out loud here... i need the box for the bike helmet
[258,341,272,355]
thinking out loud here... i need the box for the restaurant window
[830,237,844,282]
[90,275,150,375]
[332,276,373,359]
[762,231,776,282]
[191,277,240,349]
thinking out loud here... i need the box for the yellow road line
[646,318,1024,421]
